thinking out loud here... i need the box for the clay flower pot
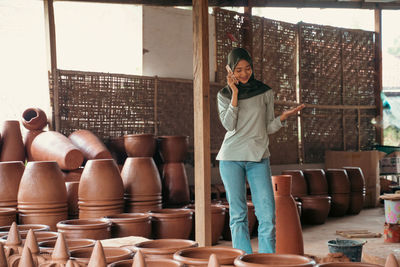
[299,196,331,224]
[273,175,304,255]
[109,258,184,267]
[343,167,366,193]
[57,218,112,240]
[1,231,60,243]
[70,246,133,264]
[0,208,16,227]
[21,107,48,130]
[30,131,84,170]
[124,134,156,157]
[0,224,50,235]
[325,169,351,194]
[234,253,316,267]
[69,130,112,160]
[0,120,25,162]
[303,169,328,195]
[162,163,190,207]
[0,161,24,209]
[131,239,198,259]
[78,159,124,219]
[149,209,193,239]
[173,246,245,266]
[23,130,44,161]
[39,238,96,254]
[18,161,68,231]
[158,136,189,163]
[281,170,308,197]
[106,213,152,238]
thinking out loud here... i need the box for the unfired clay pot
[130,239,198,260]
[343,167,366,192]
[109,258,184,267]
[30,131,84,170]
[273,175,304,255]
[124,134,156,157]
[0,161,24,209]
[281,170,308,197]
[303,169,328,195]
[234,253,316,267]
[173,246,245,266]
[21,107,48,130]
[158,136,189,163]
[299,196,331,224]
[325,169,351,194]
[0,121,25,162]
[162,162,191,207]
[39,238,96,254]
[57,218,112,240]
[69,130,112,160]
[70,246,133,264]
[106,213,152,238]
[107,137,127,165]
[23,130,44,161]
[0,208,16,227]
[149,209,193,239]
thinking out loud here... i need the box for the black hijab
[219,48,271,100]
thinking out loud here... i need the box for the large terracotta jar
[21,107,48,130]
[0,208,17,226]
[173,246,245,266]
[23,130,44,161]
[0,161,24,209]
[124,134,156,157]
[281,170,308,198]
[106,213,152,238]
[162,163,190,207]
[342,167,366,192]
[0,121,25,162]
[299,196,331,224]
[70,246,133,264]
[303,169,328,195]
[325,169,351,194]
[131,239,198,260]
[158,136,189,163]
[272,175,304,255]
[57,218,112,240]
[17,161,68,231]
[149,209,193,239]
[69,130,112,160]
[78,159,124,219]
[30,131,84,170]
[234,253,315,267]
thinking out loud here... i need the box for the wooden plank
[192,0,212,247]
[374,8,383,145]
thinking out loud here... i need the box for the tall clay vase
[78,159,124,219]
[23,130,44,162]
[30,131,84,170]
[272,175,304,255]
[158,136,189,163]
[21,107,48,130]
[162,163,190,207]
[0,161,25,209]
[69,130,112,160]
[124,134,156,157]
[0,121,25,162]
[17,161,68,231]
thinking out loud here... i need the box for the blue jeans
[219,158,276,254]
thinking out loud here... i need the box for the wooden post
[192,0,212,246]
[43,0,60,131]
[243,2,253,54]
[374,8,383,145]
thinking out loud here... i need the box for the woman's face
[233,59,252,84]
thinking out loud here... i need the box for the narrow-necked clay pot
[149,209,193,239]
[39,238,96,254]
[18,161,68,231]
[0,224,50,235]
[21,107,48,130]
[56,218,112,240]
[109,258,184,267]
[124,134,156,157]
[0,161,24,209]
[325,169,351,194]
[30,131,84,170]
[173,246,245,266]
[303,169,328,195]
[234,253,315,267]
[131,239,198,259]
[70,246,133,264]
[158,136,189,163]
[0,120,25,162]
[69,130,112,160]
[0,208,16,227]
[106,213,152,238]
[299,195,331,224]
[343,167,366,193]
[23,130,44,161]
[162,163,190,207]
[273,175,304,255]
[78,159,124,219]
[281,170,308,197]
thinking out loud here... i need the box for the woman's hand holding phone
[226,65,239,96]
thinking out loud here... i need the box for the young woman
[217,48,304,254]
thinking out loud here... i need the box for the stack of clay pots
[282,170,331,225]
[343,167,366,214]
[158,136,190,208]
[149,208,193,239]
[325,169,351,217]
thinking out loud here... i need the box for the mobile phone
[225,65,233,73]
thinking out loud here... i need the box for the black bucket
[327,239,366,262]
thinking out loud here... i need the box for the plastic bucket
[327,239,366,262]
[384,200,400,224]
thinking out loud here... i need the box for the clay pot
[124,134,156,157]
[158,136,189,163]
[281,170,308,197]
[347,191,365,215]
[162,163,190,207]
[0,208,16,226]
[299,195,331,224]
[303,169,328,195]
[329,193,350,217]
[78,159,124,219]
[131,239,198,259]
[23,130,44,161]
[39,238,96,254]
[18,161,68,231]
[66,182,80,218]
[0,121,25,162]
[343,167,366,192]
[149,209,193,239]
[30,131,84,170]
[173,246,245,266]
[63,167,84,182]
[0,224,50,235]
[106,213,152,238]
[234,253,316,267]
[325,169,351,194]
[316,263,382,267]
[69,130,112,160]
[56,218,112,240]
[21,107,48,130]
[107,137,127,165]
[4,231,59,242]
[272,175,304,255]
[109,258,184,267]
[221,201,256,241]
[0,161,24,209]
[70,246,133,264]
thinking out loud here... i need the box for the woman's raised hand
[280,104,305,121]
[226,65,239,95]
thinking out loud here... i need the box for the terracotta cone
[133,250,147,267]
[8,229,47,266]
[23,230,40,255]
[208,254,220,267]
[51,233,70,262]
[0,243,7,267]
[386,254,400,267]
[87,241,107,267]
[17,246,35,267]
[5,222,22,257]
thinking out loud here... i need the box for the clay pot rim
[0,224,50,233]
[1,231,59,242]
[57,218,112,229]
[124,134,155,138]
[38,238,96,251]
[105,213,151,221]
[85,158,115,163]
[316,264,380,267]
[0,161,24,166]
[26,161,58,165]
[158,135,189,140]
[132,239,198,254]
[234,253,315,267]
[0,207,17,214]
[22,107,41,119]
[109,258,183,267]
[148,209,193,218]
[70,246,133,262]
[173,246,245,264]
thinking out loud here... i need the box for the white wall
[143,6,216,81]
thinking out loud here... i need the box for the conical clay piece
[87,241,107,267]
[5,222,22,257]
[51,233,70,262]
[8,230,47,266]
[386,254,400,267]
[208,254,220,267]
[132,250,146,267]
[17,246,35,267]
